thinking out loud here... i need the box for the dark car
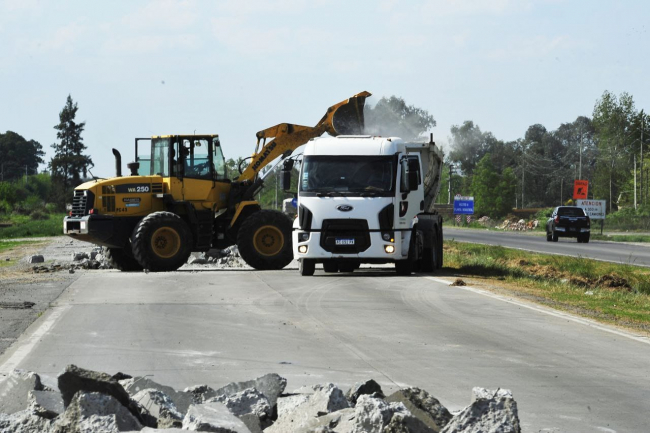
[546,206,591,243]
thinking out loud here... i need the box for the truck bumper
[292,230,406,262]
[63,215,138,248]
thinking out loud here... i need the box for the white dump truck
[287,134,444,276]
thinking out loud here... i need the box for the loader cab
[135,135,226,181]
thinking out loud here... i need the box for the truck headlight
[298,245,308,253]
[381,232,394,242]
[299,232,310,242]
[384,245,395,254]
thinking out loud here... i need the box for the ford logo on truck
[336,205,353,212]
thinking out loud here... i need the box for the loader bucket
[320,91,371,136]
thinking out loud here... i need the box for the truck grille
[71,190,95,217]
[320,219,371,253]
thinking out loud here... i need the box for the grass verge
[0,213,66,239]
[591,233,650,243]
[444,241,650,330]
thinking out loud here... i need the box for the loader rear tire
[103,245,143,272]
[131,211,193,272]
[237,210,293,270]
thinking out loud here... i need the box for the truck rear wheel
[131,211,193,272]
[237,210,293,270]
[103,245,143,272]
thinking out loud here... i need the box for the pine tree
[49,95,93,193]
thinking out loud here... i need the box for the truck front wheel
[237,210,293,270]
[131,211,193,272]
[300,259,315,276]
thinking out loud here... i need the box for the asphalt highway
[1,268,649,432]
[446,228,650,267]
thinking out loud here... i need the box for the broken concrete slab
[182,402,251,432]
[345,379,385,405]
[72,252,89,261]
[386,387,452,432]
[211,373,286,409]
[0,369,44,414]
[183,385,216,404]
[58,365,130,408]
[351,395,410,433]
[122,377,193,415]
[209,388,271,419]
[266,383,349,433]
[29,390,64,419]
[132,388,183,428]
[441,388,521,433]
[0,408,53,433]
[384,412,437,433]
[54,391,142,433]
[27,255,44,263]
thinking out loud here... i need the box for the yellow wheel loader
[63,92,370,272]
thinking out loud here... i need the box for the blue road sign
[291,197,297,208]
[453,198,474,215]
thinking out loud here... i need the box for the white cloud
[121,0,198,30]
[485,35,574,60]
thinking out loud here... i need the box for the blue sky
[1,0,648,177]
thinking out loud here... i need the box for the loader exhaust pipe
[112,148,122,177]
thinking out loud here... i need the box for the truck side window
[408,156,421,185]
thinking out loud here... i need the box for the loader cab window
[152,138,171,177]
[213,139,226,180]
[181,139,212,180]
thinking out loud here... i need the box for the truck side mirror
[281,159,294,192]
[400,158,411,193]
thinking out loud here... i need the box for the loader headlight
[298,232,310,242]
[384,245,395,254]
[298,245,308,254]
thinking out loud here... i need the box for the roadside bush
[0,200,12,215]
[533,207,554,220]
[30,210,48,220]
[0,182,18,205]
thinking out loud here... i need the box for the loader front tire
[237,210,293,270]
[104,245,143,272]
[131,211,193,272]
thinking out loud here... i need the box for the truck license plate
[335,238,355,245]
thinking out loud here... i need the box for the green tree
[471,154,515,218]
[0,131,44,181]
[49,95,93,193]
[592,91,637,211]
[364,96,436,140]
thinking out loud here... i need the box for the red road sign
[573,180,588,199]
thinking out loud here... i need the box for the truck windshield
[300,156,395,196]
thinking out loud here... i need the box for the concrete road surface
[446,227,650,267]
[1,268,649,432]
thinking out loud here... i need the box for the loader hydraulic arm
[236,91,371,183]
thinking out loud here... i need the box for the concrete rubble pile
[496,218,539,231]
[29,247,111,274]
[185,246,249,269]
[0,366,521,433]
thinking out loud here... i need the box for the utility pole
[634,155,637,209]
[448,163,453,205]
[521,158,525,209]
[579,125,582,179]
[642,116,645,206]
[560,178,563,205]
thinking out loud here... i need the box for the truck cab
[292,135,444,276]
